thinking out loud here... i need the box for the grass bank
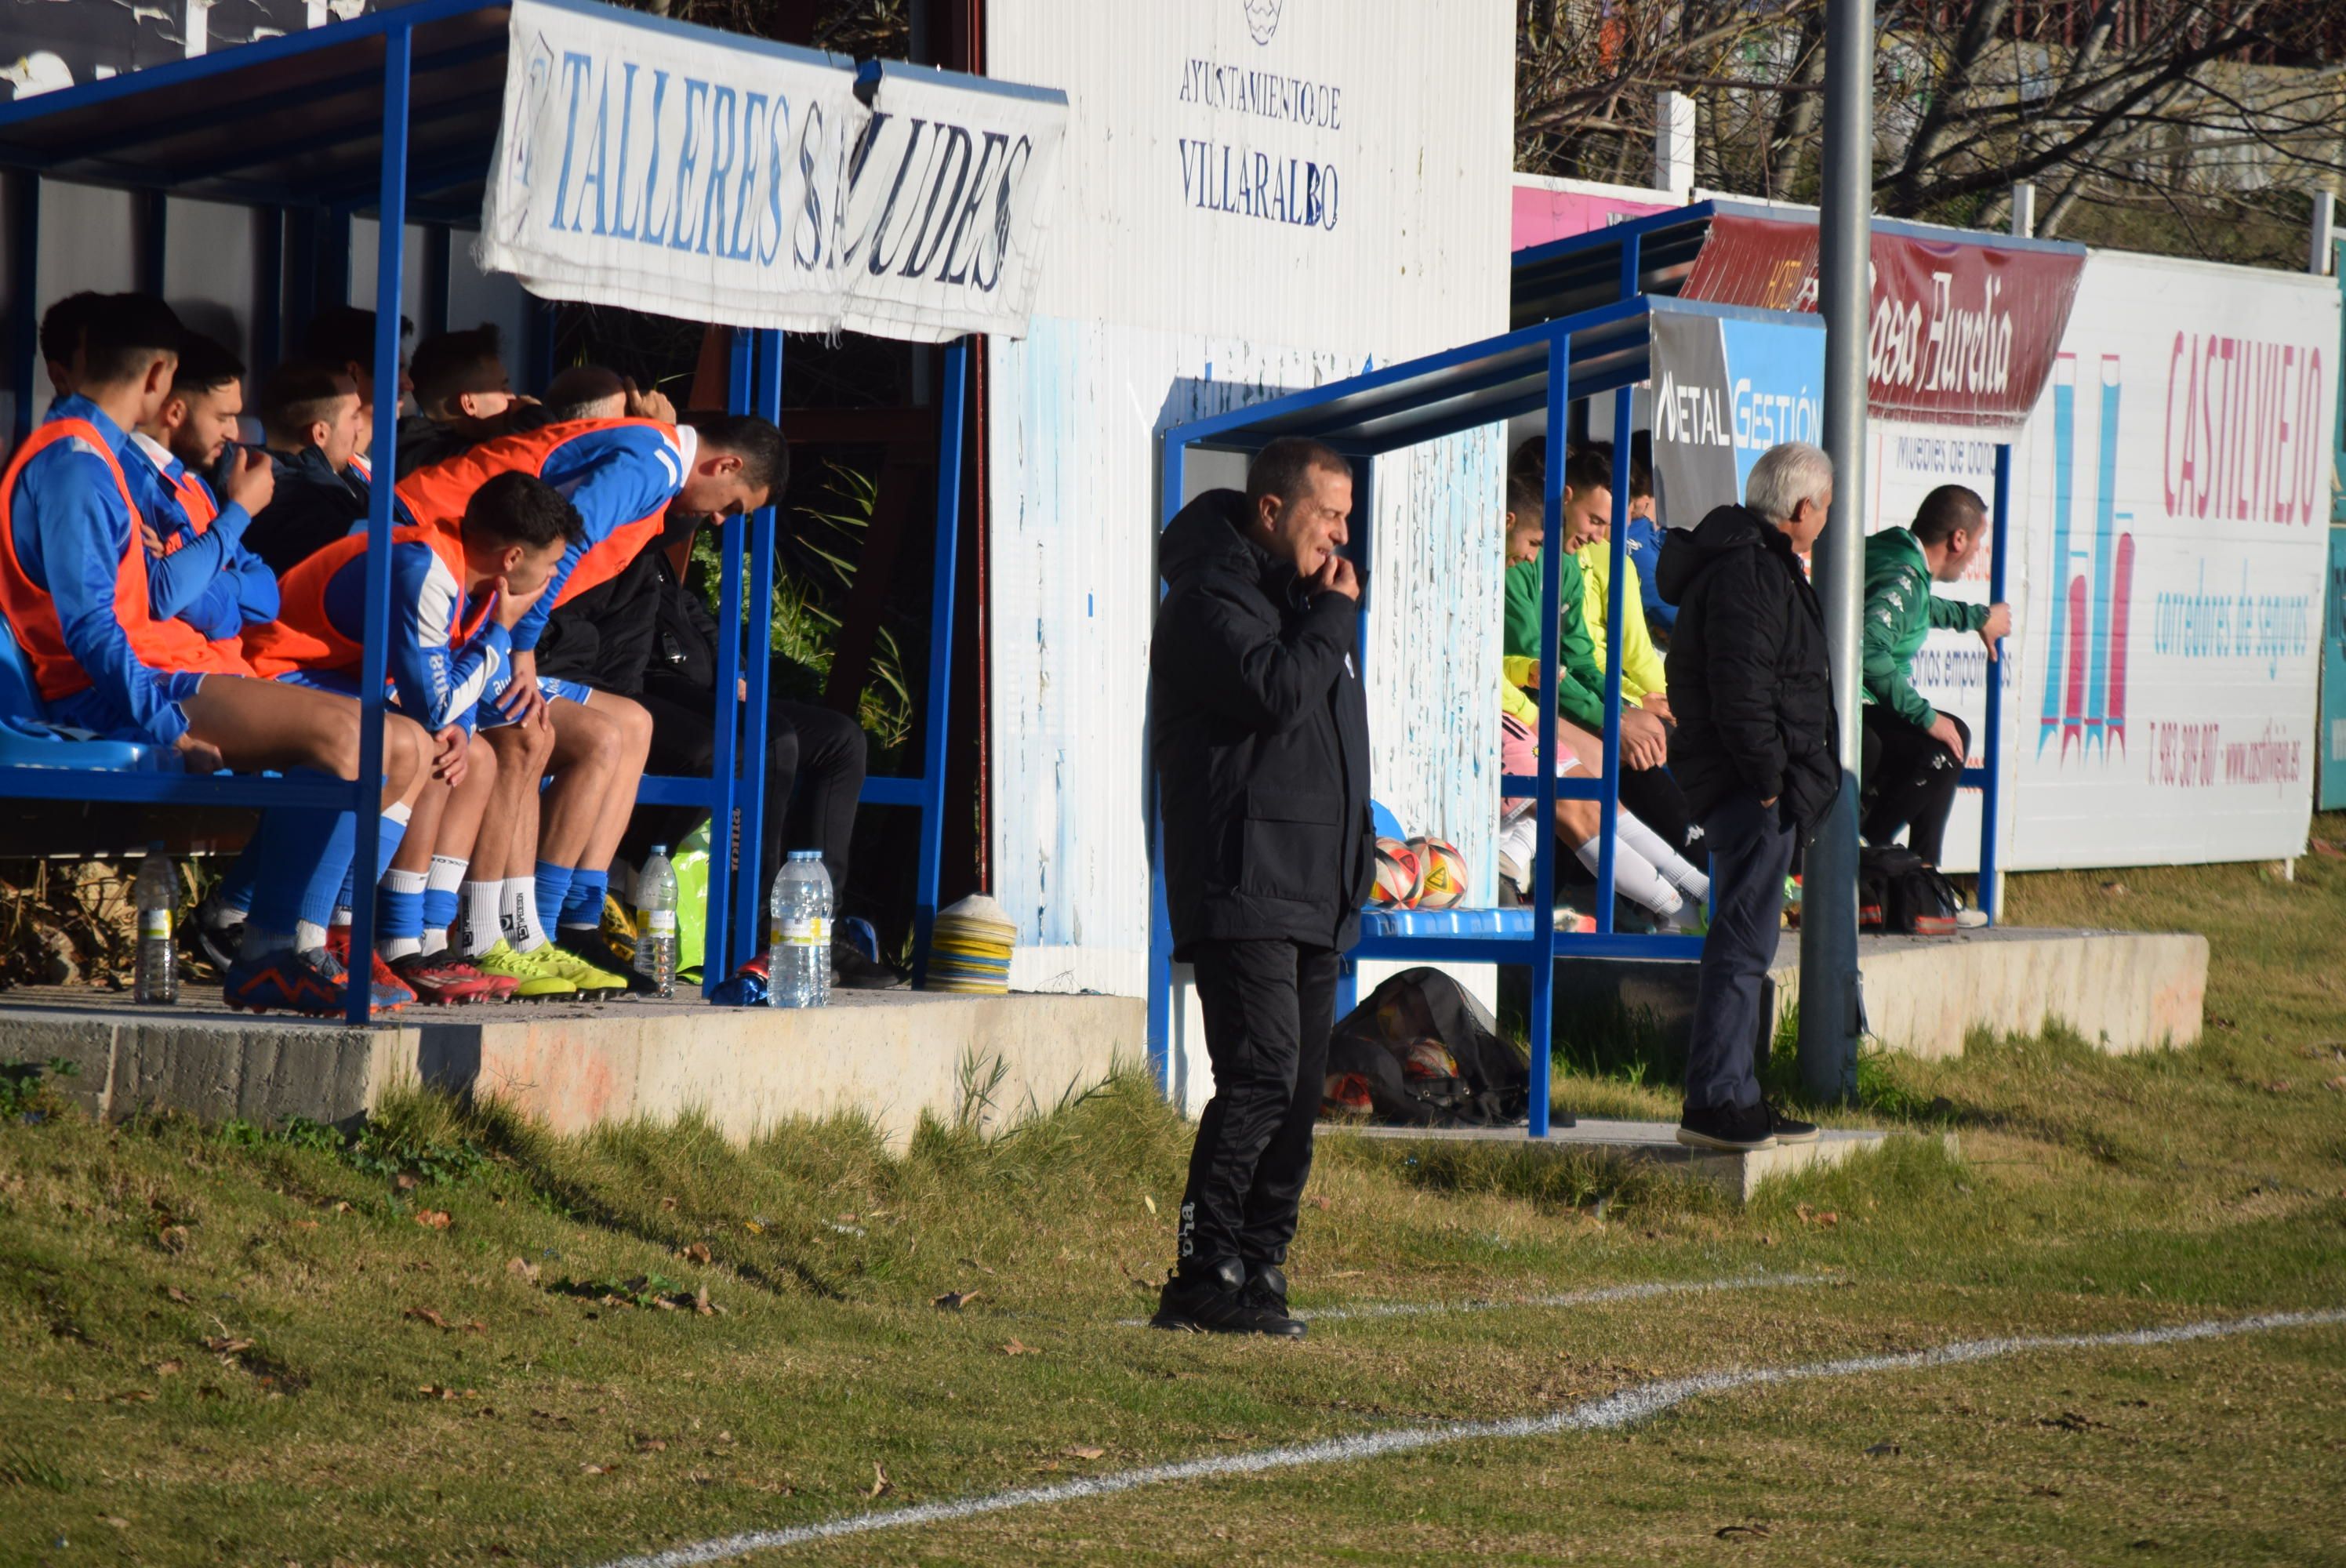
[2,826,2343,1564]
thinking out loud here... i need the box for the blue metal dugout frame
[0,0,976,1017]
[1148,282,2013,1134]
[1514,201,2020,919]
[1151,295,1823,1135]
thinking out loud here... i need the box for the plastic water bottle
[133,844,177,1005]
[634,845,678,998]
[767,851,833,1008]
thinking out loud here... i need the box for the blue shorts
[271,668,478,735]
[478,670,597,728]
[46,670,210,741]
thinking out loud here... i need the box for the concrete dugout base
[0,989,1141,1152]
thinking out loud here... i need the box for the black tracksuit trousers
[1861,706,1969,866]
[1177,939,1339,1274]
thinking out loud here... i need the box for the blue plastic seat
[0,617,173,771]
[1357,907,1534,939]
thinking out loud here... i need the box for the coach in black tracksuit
[1149,437,1373,1338]
[1655,441,1836,1155]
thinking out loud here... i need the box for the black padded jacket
[1149,490,1374,960]
[1655,503,1839,838]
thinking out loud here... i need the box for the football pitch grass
[3,826,2344,1566]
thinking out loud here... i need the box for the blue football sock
[559,868,608,930]
[533,861,575,933]
[422,886,459,935]
[379,870,427,944]
[216,842,260,916]
[300,812,359,931]
[375,804,411,886]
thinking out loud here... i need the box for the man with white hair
[1653,441,1836,1152]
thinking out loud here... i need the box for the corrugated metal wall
[987,0,1514,995]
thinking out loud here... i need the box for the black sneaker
[1240,1263,1306,1338]
[1763,1101,1821,1144]
[832,939,906,992]
[1149,1260,1306,1337]
[1676,1100,1778,1152]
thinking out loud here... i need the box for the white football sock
[1574,835,1683,919]
[1496,815,1540,890]
[459,880,503,957]
[500,878,549,952]
[1617,810,1709,902]
[294,919,331,955]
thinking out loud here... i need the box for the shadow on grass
[1320,1133,1730,1221]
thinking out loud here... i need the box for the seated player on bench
[397,323,518,478]
[0,293,429,1017]
[242,362,377,576]
[122,331,280,654]
[396,406,783,993]
[238,470,586,1003]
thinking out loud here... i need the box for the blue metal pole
[1981,441,2011,924]
[345,23,412,1025]
[1529,330,1571,1139]
[911,339,968,989]
[1148,435,1186,1088]
[7,174,36,447]
[1335,448,1371,1024]
[699,332,752,992]
[732,327,781,969]
[1595,387,1632,935]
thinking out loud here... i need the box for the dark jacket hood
[1161,488,1277,590]
[1654,503,1774,606]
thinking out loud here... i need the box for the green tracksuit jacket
[1503,552,1611,734]
[1861,526,1989,729]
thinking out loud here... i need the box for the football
[1372,837,1422,907]
[1407,836,1469,909]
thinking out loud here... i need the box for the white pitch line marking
[587,1306,2346,1568]
[1112,1269,1822,1329]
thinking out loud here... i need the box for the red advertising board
[1681,212,2085,427]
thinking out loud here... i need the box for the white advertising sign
[1879,249,2337,871]
[477,0,1066,341]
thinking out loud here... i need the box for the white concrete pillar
[2311,191,2337,277]
[1655,91,1696,198]
[2009,180,2036,238]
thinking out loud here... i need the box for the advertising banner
[2322,528,2346,811]
[1993,251,2336,869]
[478,0,1066,340]
[1681,212,2086,428]
[1648,305,1826,529]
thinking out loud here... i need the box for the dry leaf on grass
[163,1285,193,1305]
[579,1463,612,1475]
[108,1390,154,1405]
[154,1360,182,1377]
[635,1438,667,1454]
[393,1173,419,1193]
[1142,1194,1156,1214]
[1000,1339,1039,1356]
[1716,1524,1773,1541]
[202,1337,253,1356]
[417,1385,476,1400]
[1065,1446,1105,1461]
[679,1243,712,1265]
[867,1462,892,1499]
[659,1196,679,1211]
[1309,1195,1331,1210]
[413,1210,452,1231]
[505,1257,540,1284]
[1863,1442,1901,1457]
[290,1220,318,1232]
[932,1290,980,1311]
[158,1225,190,1253]
[405,1307,450,1330]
